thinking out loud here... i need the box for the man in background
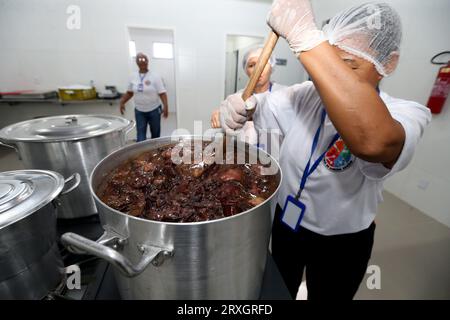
[120,52,169,141]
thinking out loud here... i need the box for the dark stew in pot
[98,141,279,222]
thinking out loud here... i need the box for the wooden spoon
[242,30,279,116]
[209,30,279,131]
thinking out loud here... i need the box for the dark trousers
[272,204,375,300]
[135,106,162,142]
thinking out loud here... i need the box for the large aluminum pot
[0,114,134,219]
[0,169,80,299]
[61,135,282,299]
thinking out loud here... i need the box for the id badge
[137,83,144,92]
[281,195,306,232]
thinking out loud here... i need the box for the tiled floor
[355,192,450,300]
[1,122,449,299]
[297,192,450,300]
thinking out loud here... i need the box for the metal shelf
[0,98,120,106]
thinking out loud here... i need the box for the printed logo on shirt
[145,80,151,86]
[324,138,355,171]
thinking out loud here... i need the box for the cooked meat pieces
[99,142,278,222]
[216,168,243,182]
[101,186,145,217]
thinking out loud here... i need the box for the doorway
[127,27,177,136]
[224,34,307,99]
[224,35,264,98]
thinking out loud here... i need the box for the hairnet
[323,2,402,76]
[242,45,276,71]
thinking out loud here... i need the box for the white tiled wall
[0,0,305,133]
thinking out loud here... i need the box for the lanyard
[269,82,273,92]
[294,88,380,200]
[139,73,146,82]
[295,109,340,200]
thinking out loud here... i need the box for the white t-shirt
[127,71,166,112]
[253,81,431,235]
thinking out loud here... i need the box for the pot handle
[60,173,81,196]
[61,231,174,277]
[0,141,21,160]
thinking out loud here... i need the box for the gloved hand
[210,109,221,128]
[219,93,257,134]
[267,0,326,54]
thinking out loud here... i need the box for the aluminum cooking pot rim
[0,170,64,229]
[0,114,134,143]
[90,135,283,226]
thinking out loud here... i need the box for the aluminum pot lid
[0,170,64,229]
[0,114,131,142]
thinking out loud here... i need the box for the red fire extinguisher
[427,51,450,114]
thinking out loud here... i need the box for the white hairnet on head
[323,2,402,76]
[242,45,276,71]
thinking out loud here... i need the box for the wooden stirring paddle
[242,31,279,117]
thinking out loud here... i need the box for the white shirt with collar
[127,71,166,112]
[253,81,431,235]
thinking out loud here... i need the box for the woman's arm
[299,43,405,168]
[266,0,405,168]
[159,93,169,118]
[120,91,134,115]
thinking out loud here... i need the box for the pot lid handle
[65,116,78,125]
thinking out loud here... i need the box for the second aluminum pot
[0,169,80,299]
[0,114,134,219]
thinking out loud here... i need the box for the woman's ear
[384,51,400,75]
[377,71,383,82]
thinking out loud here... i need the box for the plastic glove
[219,93,257,134]
[267,0,326,54]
